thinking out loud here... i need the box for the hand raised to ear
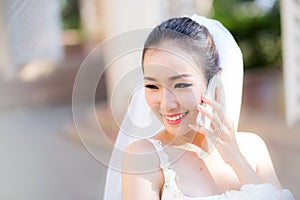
[189,88,242,165]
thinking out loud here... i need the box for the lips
[162,111,189,125]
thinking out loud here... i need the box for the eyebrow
[169,74,192,81]
[144,74,192,81]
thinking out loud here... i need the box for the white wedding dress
[103,15,295,200]
[147,138,294,200]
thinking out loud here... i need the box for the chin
[160,116,193,135]
[164,123,191,136]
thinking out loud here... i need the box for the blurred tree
[60,0,81,30]
[211,0,281,69]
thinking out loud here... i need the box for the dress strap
[147,139,181,194]
[147,138,170,169]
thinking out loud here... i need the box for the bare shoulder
[122,139,163,199]
[123,139,162,177]
[236,132,282,188]
[236,132,267,150]
[125,139,157,154]
[235,132,269,167]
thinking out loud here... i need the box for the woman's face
[143,45,207,136]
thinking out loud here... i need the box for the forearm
[229,153,262,186]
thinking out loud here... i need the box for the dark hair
[142,17,220,82]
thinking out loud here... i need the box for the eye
[174,83,193,88]
[145,84,159,89]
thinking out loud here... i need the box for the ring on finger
[218,124,225,132]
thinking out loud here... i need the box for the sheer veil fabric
[103,15,244,200]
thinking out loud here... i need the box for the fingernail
[188,124,197,130]
[197,119,205,127]
[197,104,203,109]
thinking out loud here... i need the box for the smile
[162,111,189,124]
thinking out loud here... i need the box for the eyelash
[145,84,159,89]
[144,83,193,90]
[174,83,193,88]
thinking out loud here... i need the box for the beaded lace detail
[147,138,295,200]
[147,139,182,197]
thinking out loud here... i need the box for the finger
[188,123,202,133]
[222,116,235,135]
[202,95,225,124]
[197,103,225,134]
[215,86,220,103]
[215,86,226,120]
[202,94,223,114]
[210,111,223,131]
[196,111,205,127]
[215,86,226,121]
[197,104,213,121]
[215,86,225,105]
[202,95,213,106]
[188,124,219,143]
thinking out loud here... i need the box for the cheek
[194,83,206,104]
[145,91,158,109]
[177,87,205,108]
[177,94,196,107]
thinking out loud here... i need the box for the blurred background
[0,0,299,199]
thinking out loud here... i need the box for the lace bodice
[147,139,294,200]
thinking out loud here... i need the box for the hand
[190,87,263,185]
[189,87,243,165]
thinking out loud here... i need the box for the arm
[194,95,280,187]
[251,133,282,189]
[122,171,161,200]
[228,150,263,186]
[236,132,281,188]
[122,140,163,200]
[234,133,295,199]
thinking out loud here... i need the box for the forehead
[143,46,202,78]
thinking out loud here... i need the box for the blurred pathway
[0,105,109,200]
[1,98,299,199]
[0,45,299,199]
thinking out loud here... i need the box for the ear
[217,69,223,75]
[199,85,206,104]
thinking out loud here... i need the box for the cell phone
[196,73,225,129]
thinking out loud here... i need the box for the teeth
[165,113,186,121]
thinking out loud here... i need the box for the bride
[104,15,294,200]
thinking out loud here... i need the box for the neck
[162,129,208,152]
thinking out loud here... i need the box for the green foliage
[211,0,281,69]
[60,0,81,30]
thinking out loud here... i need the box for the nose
[160,87,178,111]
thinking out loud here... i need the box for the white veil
[103,15,243,200]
